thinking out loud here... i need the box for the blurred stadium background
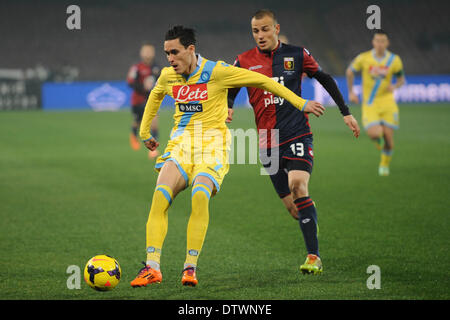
[0,0,449,110]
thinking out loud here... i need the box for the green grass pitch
[0,104,449,300]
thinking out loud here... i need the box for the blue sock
[294,197,319,257]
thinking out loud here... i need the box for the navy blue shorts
[260,134,314,198]
[131,103,146,123]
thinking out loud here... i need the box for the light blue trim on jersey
[380,120,399,130]
[367,80,382,106]
[213,160,222,171]
[193,182,212,194]
[171,56,218,140]
[193,172,220,192]
[155,185,173,205]
[166,158,189,187]
[371,49,387,63]
[364,120,382,130]
[364,120,399,130]
[198,60,217,83]
[367,53,396,106]
[191,185,211,200]
[170,111,195,139]
[183,54,203,81]
[301,100,309,111]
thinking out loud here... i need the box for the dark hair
[165,25,196,48]
[141,41,154,48]
[373,29,388,37]
[252,9,277,24]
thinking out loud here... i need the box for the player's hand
[343,114,360,138]
[387,84,395,92]
[349,91,359,104]
[144,137,160,151]
[303,100,325,117]
[143,76,155,91]
[226,108,234,123]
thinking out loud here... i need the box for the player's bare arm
[346,67,359,104]
[343,114,360,138]
[311,69,360,137]
[303,100,325,117]
[218,64,325,118]
[388,75,405,92]
[226,108,234,123]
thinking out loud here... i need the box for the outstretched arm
[226,87,240,123]
[139,71,167,149]
[217,63,325,117]
[388,75,405,92]
[345,67,360,104]
[314,70,360,138]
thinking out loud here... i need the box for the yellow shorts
[362,102,399,130]
[155,128,231,194]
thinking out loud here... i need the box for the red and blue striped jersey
[231,41,320,148]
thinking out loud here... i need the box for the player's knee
[191,184,212,206]
[367,126,382,139]
[384,138,394,150]
[289,180,308,198]
[368,130,381,140]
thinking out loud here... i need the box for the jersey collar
[183,53,203,81]
[372,49,389,63]
[257,40,282,57]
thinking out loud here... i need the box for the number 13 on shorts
[290,142,304,157]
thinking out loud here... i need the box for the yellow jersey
[140,54,309,141]
[350,49,404,107]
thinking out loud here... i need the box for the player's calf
[294,196,319,257]
[366,124,384,150]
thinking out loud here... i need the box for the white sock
[184,263,196,270]
[146,260,160,270]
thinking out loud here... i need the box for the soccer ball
[84,255,121,291]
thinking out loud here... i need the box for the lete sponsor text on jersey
[173,84,208,102]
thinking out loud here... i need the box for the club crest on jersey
[284,57,294,71]
[178,103,203,112]
[173,83,208,102]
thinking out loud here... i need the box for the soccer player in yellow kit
[130,25,325,287]
[346,30,405,176]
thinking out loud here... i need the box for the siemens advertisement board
[42,75,449,110]
[312,75,450,106]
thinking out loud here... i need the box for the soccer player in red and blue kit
[127,42,161,158]
[228,9,360,274]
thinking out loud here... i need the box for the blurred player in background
[346,30,405,176]
[130,25,324,288]
[228,9,360,275]
[127,42,161,158]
